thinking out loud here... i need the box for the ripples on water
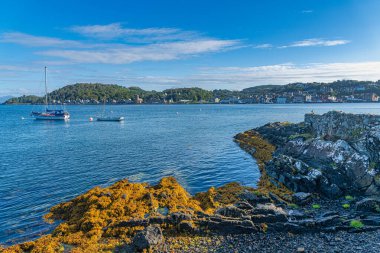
[1,103,380,245]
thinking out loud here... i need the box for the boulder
[251,111,380,198]
[234,201,254,210]
[170,212,192,224]
[216,205,245,218]
[132,225,163,251]
[292,192,312,205]
[178,221,196,233]
[356,198,380,213]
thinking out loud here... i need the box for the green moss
[312,204,321,209]
[350,220,364,229]
[375,204,380,213]
[287,203,299,209]
[351,128,364,138]
[345,195,354,201]
[342,203,350,209]
[369,162,377,170]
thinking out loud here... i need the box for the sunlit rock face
[255,111,380,198]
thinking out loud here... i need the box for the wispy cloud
[38,39,240,64]
[70,23,200,42]
[302,10,313,14]
[0,24,240,64]
[0,32,83,47]
[189,62,380,89]
[280,38,350,48]
[254,43,272,49]
[2,61,380,95]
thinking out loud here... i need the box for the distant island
[4,79,380,105]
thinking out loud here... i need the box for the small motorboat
[97,116,125,122]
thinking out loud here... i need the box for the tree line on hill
[4,80,380,105]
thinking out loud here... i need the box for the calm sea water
[1,103,380,245]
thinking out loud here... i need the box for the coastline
[3,111,380,252]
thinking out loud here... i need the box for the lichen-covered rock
[244,111,380,198]
[132,225,163,251]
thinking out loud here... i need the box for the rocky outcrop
[240,111,380,198]
[132,225,163,251]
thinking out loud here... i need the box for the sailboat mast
[44,66,48,109]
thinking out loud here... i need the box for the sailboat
[96,98,124,122]
[31,67,70,120]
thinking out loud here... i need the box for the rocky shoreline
[3,111,380,253]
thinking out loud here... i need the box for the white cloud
[38,39,240,64]
[254,43,272,49]
[0,32,83,47]
[0,25,240,64]
[302,10,314,13]
[280,38,350,48]
[70,23,200,42]
[2,61,380,95]
[187,62,380,89]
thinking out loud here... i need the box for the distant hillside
[242,80,380,95]
[5,80,380,105]
[4,83,213,104]
[0,96,13,103]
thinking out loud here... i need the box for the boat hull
[34,115,70,120]
[97,117,124,122]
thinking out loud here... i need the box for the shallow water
[1,103,380,245]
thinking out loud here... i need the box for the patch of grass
[312,204,321,209]
[350,220,364,229]
[351,128,364,138]
[287,203,299,209]
[342,203,350,209]
[288,133,313,140]
[345,195,354,201]
[369,162,377,170]
[375,204,380,213]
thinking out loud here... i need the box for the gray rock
[252,203,287,216]
[292,192,312,205]
[234,201,254,210]
[251,111,380,198]
[178,221,195,233]
[315,215,341,226]
[216,205,246,218]
[170,212,192,224]
[132,225,163,251]
[356,198,380,213]
[251,213,287,223]
[362,216,380,226]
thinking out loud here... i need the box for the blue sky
[0,0,380,96]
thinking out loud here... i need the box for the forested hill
[4,80,380,104]
[4,83,213,104]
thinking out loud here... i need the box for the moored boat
[31,67,70,120]
[97,116,124,122]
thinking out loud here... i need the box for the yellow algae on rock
[4,177,206,252]
[235,130,292,200]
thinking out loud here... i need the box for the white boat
[31,67,70,120]
[97,116,124,122]
[96,98,124,122]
